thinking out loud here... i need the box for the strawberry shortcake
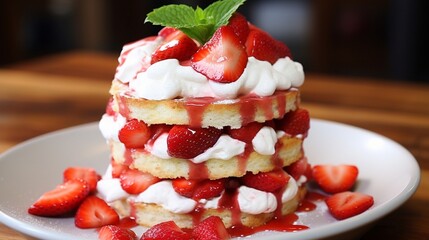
[97,0,311,230]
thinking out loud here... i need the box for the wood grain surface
[1,52,428,239]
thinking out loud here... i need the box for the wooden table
[1,52,428,239]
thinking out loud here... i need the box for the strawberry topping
[284,157,312,181]
[118,119,151,149]
[75,196,119,229]
[277,108,310,136]
[191,26,248,83]
[28,179,90,217]
[312,164,359,194]
[228,122,264,143]
[167,126,222,159]
[325,191,374,220]
[192,216,231,240]
[172,178,225,200]
[245,27,292,64]
[63,167,101,193]
[227,13,250,44]
[242,169,290,192]
[151,30,199,64]
[99,225,137,240]
[120,168,160,194]
[141,221,191,240]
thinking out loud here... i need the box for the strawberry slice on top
[151,29,199,64]
[227,13,250,44]
[191,25,248,83]
[245,26,292,64]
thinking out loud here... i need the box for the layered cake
[97,0,311,229]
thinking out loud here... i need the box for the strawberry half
[245,27,292,64]
[111,159,130,178]
[325,191,374,220]
[120,168,160,194]
[277,108,310,136]
[28,179,90,217]
[167,126,222,159]
[242,169,290,192]
[193,179,226,200]
[63,167,101,192]
[158,27,177,39]
[118,119,151,149]
[312,164,359,194]
[283,157,312,181]
[141,221,191,240]
[99,225,137,240]
[75,196,119,228]
[228,122,264,143]
[192,216,230,240]
[191,25,248,83]
[227,13,250,44]
[151,30,199,64]
[172,178,198,198]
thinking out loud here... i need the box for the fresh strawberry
[192,216,230,240]
[278,108,310,136]
[111,159,130,178]
[167,126,222,159]
[245,27,292,64]
[228,122,264,143]
[75,196,119,228]
[227,13,249,44]
[284,157,312,181]
[193,179,226,200]
[151,30,199,64]
[158,27,177,39]
[172,178,198,198]
[63,167,101,192]
[120,168,160,194]
[99,225,137,240]
[191,26,248,83]
[242,169,290,192]
[325,191,374,220]
[141,221,191,240]
[312,164,359,194]
[149,124,172,142]
[118,119,151,149]
[28,179,90,217]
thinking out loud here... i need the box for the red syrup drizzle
[187,161,209,180]
[184,97,217,127]
[118,95,131,119]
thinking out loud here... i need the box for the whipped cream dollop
[99,114,127,142]
[114,38,304,100]
[237,186,277,214]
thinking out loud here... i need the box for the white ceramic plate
[0,119,420,240]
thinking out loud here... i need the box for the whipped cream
[97,165,131,203]
[237,186,277,214]
[99,113,127,142]
[114,38,304,100]
[134,181,197,214]
[252,126,278,155]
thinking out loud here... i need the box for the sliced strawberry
[172,178,198,198]
[312,164,359,194]
[191,25,248,83]
[141,221,191,240]
[284,157,312,181]
[75,196,119,228]
[158,27,177,39]
[118,119,151,149]
[277,108,310,136]
[192,216,230,240]
[325,191,374,220]
[228,122,264,143]
[167,126,222,159]
[151,30,199,64]
[227,13,249,44]
[242,169,290,192]
[63,167,101,192]
[245,27,292,64]
[28,179,90,217]
[120,168,160,194]
[99,225,137,240]
[193,179,226,200]
[149,124,172,142]
[111,159,130,178]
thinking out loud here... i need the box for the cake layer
[110,136,303,180]
[110,79,300,129]
[110,186,306,229]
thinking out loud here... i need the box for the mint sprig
[145,0,246,44]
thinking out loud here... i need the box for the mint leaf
[145,0,246,44]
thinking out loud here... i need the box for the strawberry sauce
[184,97,217,128]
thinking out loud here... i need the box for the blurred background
[0,0,428,82]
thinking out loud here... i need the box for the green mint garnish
[145,0,246,44]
